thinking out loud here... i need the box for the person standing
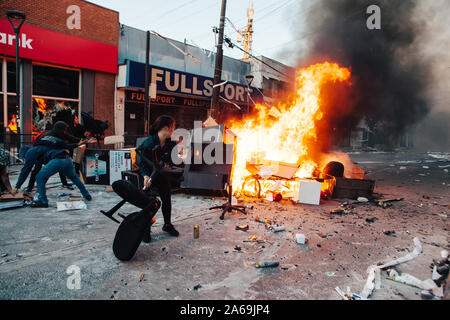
[136,115,179,242]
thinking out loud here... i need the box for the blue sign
[126,60,262,105]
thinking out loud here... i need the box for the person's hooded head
[52,121,69,137]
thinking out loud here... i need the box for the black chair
[101,179,157,223]
[101,146,183,223]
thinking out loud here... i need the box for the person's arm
[136,139,159,188]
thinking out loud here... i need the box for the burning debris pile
[227,62,364,200]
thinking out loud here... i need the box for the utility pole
[210,0,227,120]
[144,30,150,135]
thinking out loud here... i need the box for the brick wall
[0,0,118,46]
[94,71,115,135]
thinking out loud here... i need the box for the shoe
[142,231,152,243]
[63,185,74,190]
[162,223,179,237]
[30,200,48,208]
[84,195,92,201]
[142,225,152,243]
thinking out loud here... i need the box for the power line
[223,36,289,77]
[257,6,367,53]
[157,1,219,32]
[252,0,296,23]
[134,0,202,27]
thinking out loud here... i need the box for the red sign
[0,18,118,74]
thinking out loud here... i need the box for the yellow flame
[229,62,351,197]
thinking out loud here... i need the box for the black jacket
[136,135,176,180]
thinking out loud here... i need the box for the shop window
[7,61,16,93]
[32,98,78,135]
[6,96,19,134]
[32,65,79,99]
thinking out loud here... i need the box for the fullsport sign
[0,18,118,74]
[127,60,262,106]
[125,90,210,109]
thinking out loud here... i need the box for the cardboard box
[294,179,322,205]
[72,145,86,164]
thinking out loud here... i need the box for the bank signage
[0,18,118,74]
[126,60,262,106]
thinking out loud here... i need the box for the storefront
[0,0,119,142]
[117,60,262,146]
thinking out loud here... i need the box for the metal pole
[144,30,150,136]
[14,29,20,125]
[6,10,26,140]
[210,0,227,120]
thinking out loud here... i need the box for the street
[0,150,448,300]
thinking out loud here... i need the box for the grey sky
[88,0,306,66]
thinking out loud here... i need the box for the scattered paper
[57,201,87,212]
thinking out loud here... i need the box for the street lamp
[6,10,26,134]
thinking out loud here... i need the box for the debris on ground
[376,198,404,208]
[56,201,87,211]
[255,261,279,268]
[267,225,286,232]
[295,234,306,244]
[330,208,346,215]
[357,197,369,203]
[383,230,396,237]
[235,225,249,232]
[336,237,423,300]
[365,217,377,224]
[255,217,272,224]
[193,284,202,291]
[56,193,72,198]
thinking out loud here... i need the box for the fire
[34,98,50,115]
[228,62,351,197]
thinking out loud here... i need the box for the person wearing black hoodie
[136,115,180,242]
[12,121,82,194]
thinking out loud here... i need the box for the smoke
[293,0,436,149]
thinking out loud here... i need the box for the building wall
[1,0,118,135]
[94,71,115,135]
[0,0,118,46]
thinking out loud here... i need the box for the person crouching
[31,147,92,208]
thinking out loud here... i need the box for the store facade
[117,25,262,146]
[0,0,119,142]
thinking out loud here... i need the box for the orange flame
[34,98,50,115]
[228,62,351,197]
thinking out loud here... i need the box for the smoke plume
[297,0,434,149]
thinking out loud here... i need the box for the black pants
[150,170,172,225]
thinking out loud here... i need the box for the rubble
[235,225,249,232]
[255,261,279,268]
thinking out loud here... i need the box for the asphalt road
[0,151,448,300]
